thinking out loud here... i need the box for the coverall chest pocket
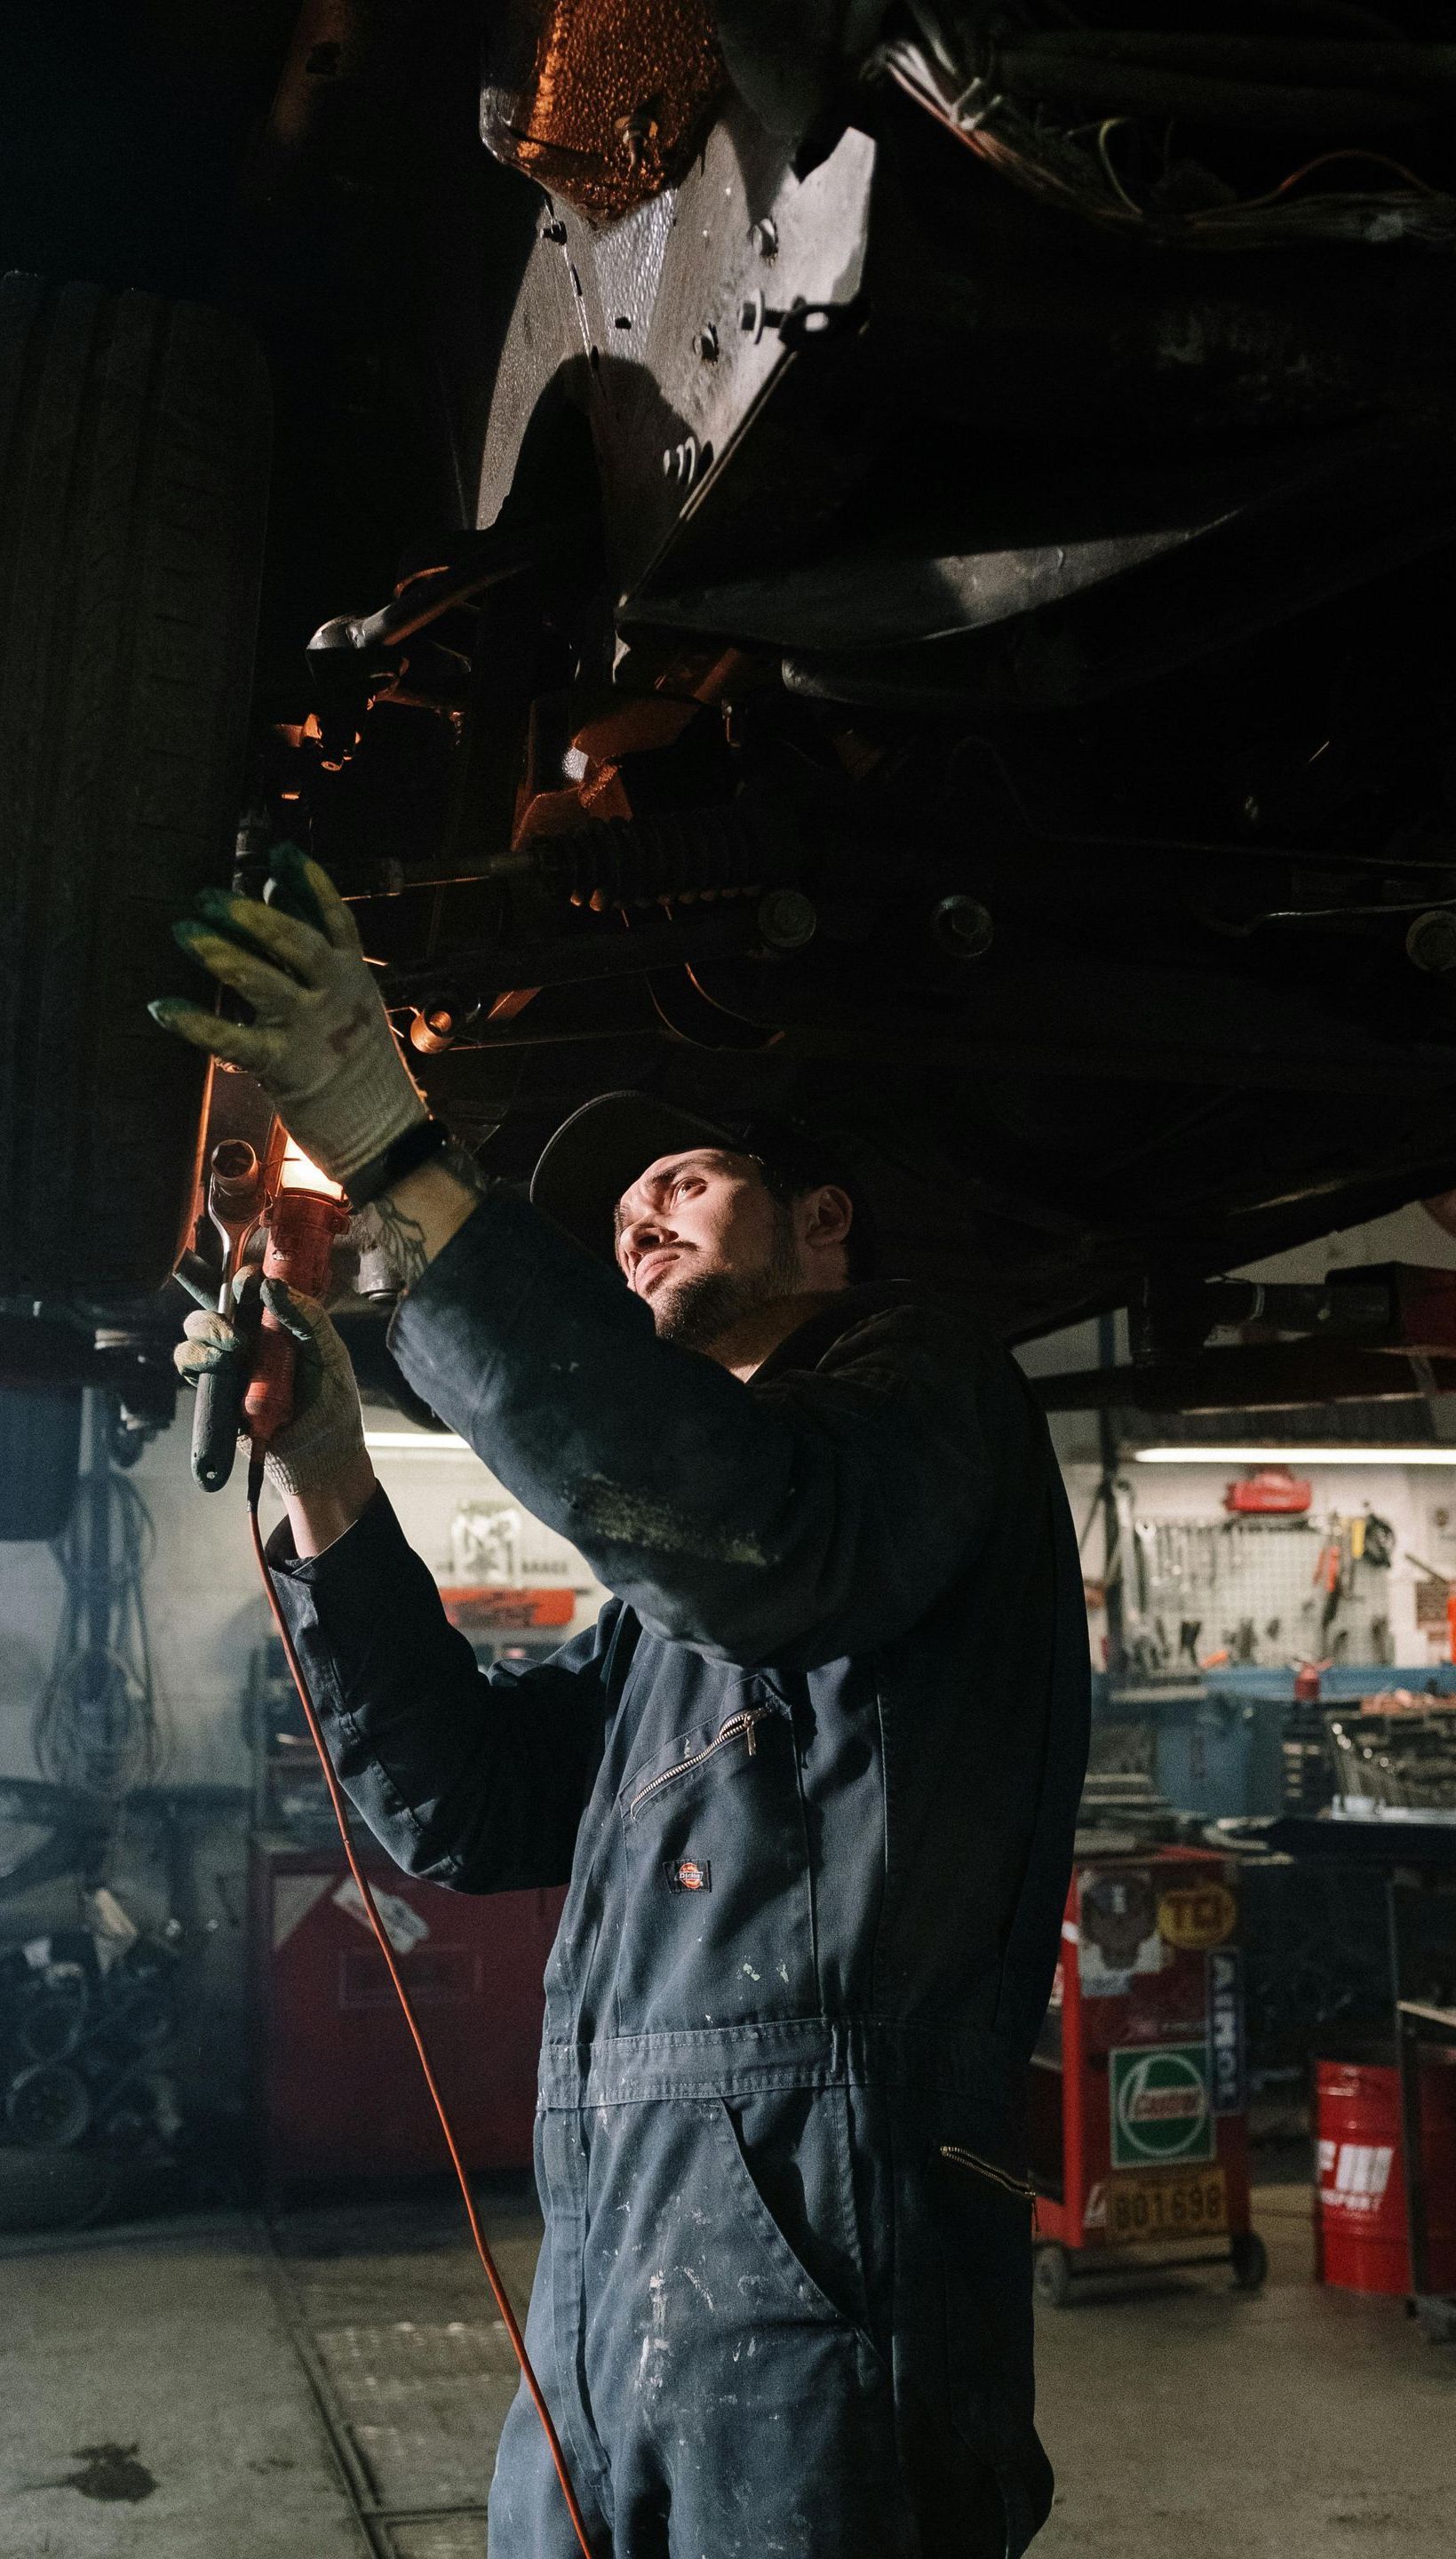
[613,1690,817,2032]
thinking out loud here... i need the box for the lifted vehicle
[7,1,1456,1501]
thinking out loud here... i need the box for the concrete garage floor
[1036,2182,1456,2559]
[0,2180,1451,2558]
[0,2217,368,2559]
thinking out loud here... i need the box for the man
[154,849,1089,2559]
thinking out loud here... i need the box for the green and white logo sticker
[1110,2045,1214,2167]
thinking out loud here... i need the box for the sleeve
[265,1483,612,1893]
[389,1194,1022,1672]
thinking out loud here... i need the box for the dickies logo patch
[664,1856,711,1893]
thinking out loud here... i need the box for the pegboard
[1126,1511,1398,1672]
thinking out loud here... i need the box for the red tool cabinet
[1030,1845,1265,2303]
[250,1836,565,2196]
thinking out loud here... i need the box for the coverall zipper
[939,2144,1037,2204]
[628,1707,773,1817]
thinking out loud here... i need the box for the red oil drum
[1316,2053,1456,2294]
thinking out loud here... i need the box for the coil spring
[534,802,787,908]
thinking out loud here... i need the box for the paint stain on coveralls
[637,2270,670,2395]
[570,1475,769,1566]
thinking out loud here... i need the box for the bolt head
[1407,909,1456,974]
[932,896,994,959]
[757,889,817,951]
[410,1004,458,1055]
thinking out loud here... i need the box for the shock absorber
[534,801,784,907]
[367,794,794,907]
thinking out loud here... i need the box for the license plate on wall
[1107,2165,1228,2244]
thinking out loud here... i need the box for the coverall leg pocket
[581,2093,911,2559]
[712,2089,886,2371]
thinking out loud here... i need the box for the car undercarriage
[8,0,1456,1448]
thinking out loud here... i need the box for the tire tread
[0,274,270,1300]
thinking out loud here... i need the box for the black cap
[529,1090,876,1274]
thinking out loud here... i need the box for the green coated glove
[149,844,426,1192]
[175,1277,366,1500]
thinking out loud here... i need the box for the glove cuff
[344,1115,452,1209]
[306,1041,428,1187]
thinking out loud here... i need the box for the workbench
[1096,1668,1456,1823]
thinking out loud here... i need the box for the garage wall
[0,1413,609,2150]
[1023,1198,1456,1671]
[0,1414,606,1789]
[0,1525,59,1787]
[1066,1456,1455,1677]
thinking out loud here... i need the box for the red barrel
[1316,2053,1456,2294]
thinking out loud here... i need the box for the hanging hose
[35,1415,167,1798]
[245,1456,594,2559]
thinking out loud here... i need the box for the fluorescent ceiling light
[1133,1445,1456,1466]
[363,1429,473,1455]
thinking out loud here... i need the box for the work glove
[175,1278,366,1500]
[148,844,426,1193]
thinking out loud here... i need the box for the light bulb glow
[278,1137,344,1200]
[1133,1445,1456,1466]
[363,1430,473,1455]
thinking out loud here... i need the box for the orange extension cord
[247,1459,594,2559]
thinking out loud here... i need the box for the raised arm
[387,1190,1027,1671]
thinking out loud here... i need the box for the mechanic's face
[615,1149,834,1350]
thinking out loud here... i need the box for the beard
[650,1203,801,1351]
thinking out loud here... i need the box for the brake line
[246,1455,594,2559]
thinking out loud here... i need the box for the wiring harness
[873,5,1456,251]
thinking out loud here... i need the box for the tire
[5,2060,91,2148]
[0,2142,115,2235]
[1033,2244,1073,2308]
[0,275,270,1303]
[1230,2229,1269,2292]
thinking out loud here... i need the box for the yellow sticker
[1157,1882,1237,1950]
[1107,2165,1228,2245]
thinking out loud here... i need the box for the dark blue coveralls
[267,1192,1089,2558]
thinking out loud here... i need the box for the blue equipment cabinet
[1095,1669,1456,1821]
